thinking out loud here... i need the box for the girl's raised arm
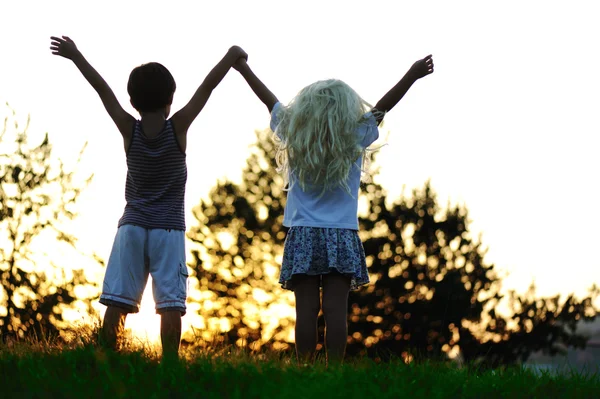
[373,54,434,124]
[234,59,279,113]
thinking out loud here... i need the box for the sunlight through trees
[0,105,98,340]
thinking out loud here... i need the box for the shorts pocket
[179,262,190,299]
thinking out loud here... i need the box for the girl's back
[269,80,379,229]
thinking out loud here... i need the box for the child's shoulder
[357,110,378,128]
[270,102,285,131]
[357,111,379,147]
[271,101,284,115]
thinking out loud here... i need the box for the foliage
[186,129,293,350]
[0,105,96,340]
[349,182,597,365]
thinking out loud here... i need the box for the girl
[234,55,434,363]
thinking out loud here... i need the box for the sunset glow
[1,0,599,343]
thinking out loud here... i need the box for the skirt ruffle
[279,226,370,291]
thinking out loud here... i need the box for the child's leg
[148,228,187,359]
[99,225,149,349]
[322,272,351,363]
[160,311,182,358]
[293,274,321,363]
[101,306,127,350]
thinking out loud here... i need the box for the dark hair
[127,62,176,112]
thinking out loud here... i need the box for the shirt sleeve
[270,102,283,133]
[358,111,379,148]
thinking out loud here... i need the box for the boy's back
[120,120,187,230]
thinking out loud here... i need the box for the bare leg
[101,306,127,350]
[322,273,351,364]
[160,310,182,359]
[293,274,321,364]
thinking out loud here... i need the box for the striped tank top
[118,120,187,230]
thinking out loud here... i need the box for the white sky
[2,0,599,338]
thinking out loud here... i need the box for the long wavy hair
[272,79,376,195]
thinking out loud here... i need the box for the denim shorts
[99,225,188,315]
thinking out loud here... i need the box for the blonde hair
[272,79,376,195]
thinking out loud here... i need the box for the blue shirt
[270,102,379,230]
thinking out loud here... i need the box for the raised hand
[373,54,434,119]
[50,36,81,60]
[233,57,247,72]
[409,54,434,80]
[228,45,248,63]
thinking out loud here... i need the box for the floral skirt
[279,226,370,291]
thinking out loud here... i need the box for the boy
[50,35,246,358]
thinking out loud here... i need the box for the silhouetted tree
[470,284,598,366]
[347,181,497,362]
[186,129,293,351]
[0,106,96,340]
[188,129,597,364]
[349,182,597,365]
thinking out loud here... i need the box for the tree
[469,284,598,366]
[187,129,597,364]
[0,105,96,340]
[186,129,294,351]
[347,181,498,362]
[349,182,597,365]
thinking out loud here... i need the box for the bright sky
[2,0,599,341]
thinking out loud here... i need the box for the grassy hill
[0,339,599,398]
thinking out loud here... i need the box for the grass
[0,333,599,398]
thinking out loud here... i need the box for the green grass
[0,338,599,399]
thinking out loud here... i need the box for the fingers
[50,36,75,47]
[50,36,65,50]
[50,43,64,56]
[50,42,63,55]
[50,35,73,42]
[50,49,65,57]
[233,45,248,59]
[50,35,72,55]
[232,57,247,71]
[424,54,434,74]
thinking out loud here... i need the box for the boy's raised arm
[172,46,247,134]
[373,54,434,124]
[233,59,278,113]
[50,36,135,138]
